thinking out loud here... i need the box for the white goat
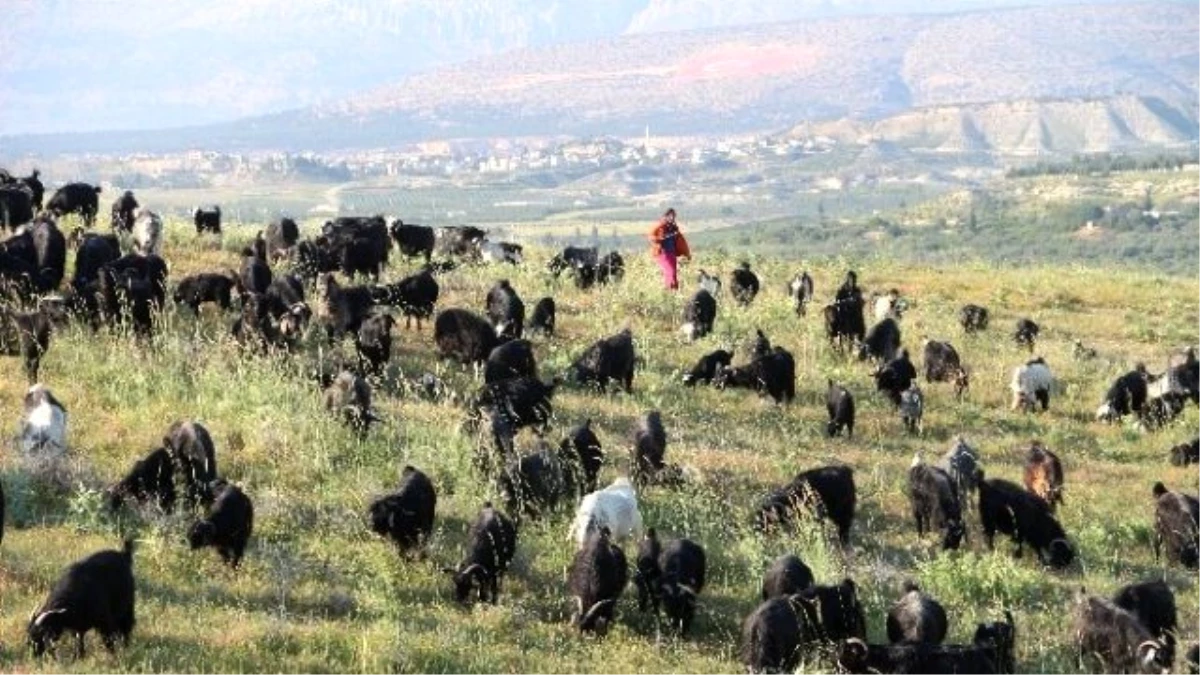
[567,477,643,549]
[1010,357,1054,412]
[132,208,163,256]
[20,384,67,459]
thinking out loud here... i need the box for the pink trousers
[656,252,678,290]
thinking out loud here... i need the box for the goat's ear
[440,566,458,576]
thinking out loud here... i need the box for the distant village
[46,133,841,189]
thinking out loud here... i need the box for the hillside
[2,2,1195,156]
[0,222,1195,672]
[1,0,1164,136]
[806,96,1198,155]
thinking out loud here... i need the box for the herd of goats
[0,169,1197,673]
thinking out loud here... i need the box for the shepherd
[648,208,690,290]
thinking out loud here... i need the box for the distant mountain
[0,0,1186,137]
[1,2,1195,156]
[0,0,646,135]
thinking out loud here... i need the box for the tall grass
[0,219,1195,672]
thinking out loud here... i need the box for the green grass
[0,218,1196,672]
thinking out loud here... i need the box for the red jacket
[648,219,690,258]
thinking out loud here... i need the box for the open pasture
[0,217,1195,672]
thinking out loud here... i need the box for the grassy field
[0,218,1196,673]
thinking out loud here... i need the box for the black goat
[369,465,437,555]
[444,503,517,605]
[528,297,555,337]
[681,289,716,341]
[683,348,733,387]
[355,313,395,376]
[28,540,136,657]
[566,328,636,394]
[714,346,796,404]
[886,582,948,645]
[188,481,254,568]
[977,473,1074,569]
[484,339,537,384]
[755,465,856,546]
[568,526,628,636]
[163,421,217,508]
[908,456,966,551]
[559,419,603,495]
[826,380,855,438]
[633,530,707,636]
[1113,580,1178,667]
[485,279,524,340]
[1152,481,1199,569]
[106,447,176,513]
[761,554,814,600]
[434,308,500,366]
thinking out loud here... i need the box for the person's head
[663,208,676,224]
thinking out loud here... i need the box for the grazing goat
[497,442,572,519]
[826,380,855,438]
[874,348,917,406]
[633,530,707,635]
[899,384,924,434]
[318,274,375,342]
[371,267,439,330]
[483,339,537,384]
[978,473,1074,569]
[908,454,966,550]
[323,371,381,433]
[788,272,814,316]
[163,420,217,507]
[1113,580,1178,667]
[28,540,136,657]
[369,465,437,555]
[485,279,525,340]
[355,313,395,376]
[730,262,760,306]
[1014,318,1039,351]
[683,348,733,387]
[631,411,668,487]
[760,554,814,600]
[939,436,982,503]
[566,328,636,394]
[755,465,856,546]
[1152,481,1199,569]
[106,448,176,513]
[559,420,603,495]
[20,384,67,459]
[923,339,969,399]
[528,297,555,337]
[886,581,948,644]
[435,308,499,366]
[567,477,643,549]
[714,346,796,404]
[568,526,628,636]
[1097,365,1150,422]
[680,289,716,341]
[1010,357,1053,412]
[838,611,1016,675]
[858,318,901,362]
[444,503,517,605]
[959,304,989,332]
[1023,442,1065,512]
[1074,589,1171,674]
[188,480,254,568]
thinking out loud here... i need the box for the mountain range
[0,1,1195,156]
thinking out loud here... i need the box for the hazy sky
[0,0,1186,136]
